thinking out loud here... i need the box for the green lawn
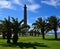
[0,35,60,49]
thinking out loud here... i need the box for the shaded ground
[45,38,60,41]
[0,42,48,49]
[0,35,60,49]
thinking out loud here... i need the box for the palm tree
[0,16,12,43]
[21,24,30,36]
[29,30,34,36]
[0,23,5,39]
[47,16,60,39]
[11,17,24,44]
[0,23,6,39]
[31,26,40,36]
[32,17,46,39]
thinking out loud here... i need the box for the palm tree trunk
[34,33,36,36]
[2,32,5,39]
[7,31,11,43]
[38,32,40,36]
[38,33,40,36]
[12,33,18,44]
[7,35,11,43]
[54,30,57,40]
[42,32,45,39]
[41,29,45,39]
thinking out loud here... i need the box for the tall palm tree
[0,16,12,43]
[11,17,24,44]
[32,17,46,39]
[47,16,60,39]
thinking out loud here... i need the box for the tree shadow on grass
[0,38,3,39]
[45,38,60,41]
[17,42,48,49]
[0,42,48,49]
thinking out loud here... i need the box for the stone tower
[24,4,27,25]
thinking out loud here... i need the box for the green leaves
[32,17,46,30]
[47,16,59,30]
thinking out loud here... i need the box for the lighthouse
[24,4,27,25]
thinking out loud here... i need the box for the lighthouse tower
[24,4,27,25]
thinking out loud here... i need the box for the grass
[0,35,60,49]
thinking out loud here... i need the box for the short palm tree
[0,16,12,43]
[11,17,24,44]
[0,23,6,39]
[21,24,30,36]
[47,16,60,39]
[32,17,46,39]
[29,30,34,36]
[32,26,40,36]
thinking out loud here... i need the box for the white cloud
[28,0,35,4]
[0,0,40,12]
[13,0,20,4]
[0,0,15,9]
[0,1,10,7]
[27,0,40,12]
[12,0,22,5]
[27,4,40,12]
[41,0,60,7]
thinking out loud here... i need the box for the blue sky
[0,0,60,31]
